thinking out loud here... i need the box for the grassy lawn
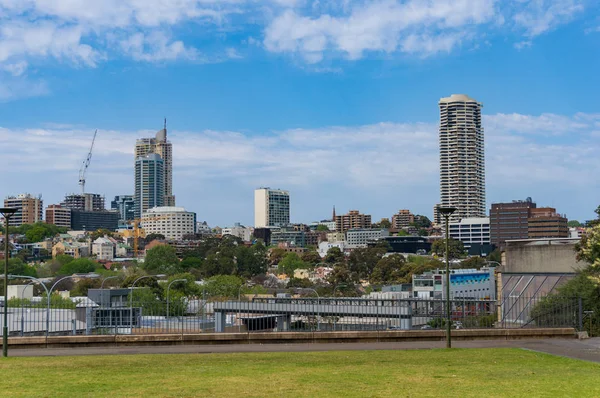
[2,348,599,397]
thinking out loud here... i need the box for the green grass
[2,349,599,397]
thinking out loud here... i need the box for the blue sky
[0,0,599,227]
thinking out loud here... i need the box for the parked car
[421,325,433,330]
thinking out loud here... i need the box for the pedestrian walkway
[7,338,600,362]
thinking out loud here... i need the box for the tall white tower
[439,94,485,222]
[254,188,290,228]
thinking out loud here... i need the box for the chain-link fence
[0,292,583,337]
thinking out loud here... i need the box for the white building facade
[141,207,196,240]
[222,223,253,242]
[346,229,390,249]
[318,241,347,258]
[92,237,116,261]
[448,217,490,249]
[254,188,290,228]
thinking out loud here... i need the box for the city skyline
[0,1,599,225]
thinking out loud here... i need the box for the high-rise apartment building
[528,208,568,239]
[45,205,71,228]
[135,123,174,207]
[439,94,485,222]
[3,194,43,227]
[111,195,135,222]
[392,210,415,229]
[135,153,164,218]
[490,198,537,248]
[141,206,196,240]
[62,193,105,211]
[335,210,372,232]
[254,188,290,228]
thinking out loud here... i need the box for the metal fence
[0,293,583,337]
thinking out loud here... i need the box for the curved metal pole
[130,275,156,332]
[304,288,319,331]
[48,276,76,336]
[166,279,186,333]
[20,281,35,337]
[8,275,49,336]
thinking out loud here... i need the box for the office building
[62,193,105,211]
[449,217,490,249]
[413,267,496,300]
[368,236,431,254]
[111,195,135,222]
[71,210,119,231]
[254,188,290,228]
[141,206,196,240]
[528,208,568,239]
[4,194,43,226]
[439,94,485,222]
[391,210,415,229]
[335,210,372,232]
[490,198,537,248]
[270,226,306,247]
[135,153,164,218]
[45,205,72,228]
[222,223,252,242]
[135,123,175,207]
[346,228,389,249]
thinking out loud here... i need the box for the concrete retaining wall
[7,328,576,349]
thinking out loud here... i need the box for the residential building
[254,188,290,228]
[309,220,336,231]
[412,267,496,300]
[335,210,372,232]
[135,153,164,218]
[392,210,414,229]
[52,241,90,259]
[45,204,71,228]
[490,198,537,248]
[439,94,486,222]
[528,208,568,239]
[449,217,490,250]
[141,206,196,241]
[62,193,105,211]
[92,237,116,261]
[71,210,119,231]
[135,123,175,206]
[4,194,43,226]
[253,228,272,245]
[222,223,252,241]
[305,231,326,247]
[346,228,389,249]
[326,231,346,242]
[111,195,135,222]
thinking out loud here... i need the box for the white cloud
[118,31,199,62]
[1,111,599,223]
[513,0,585,37]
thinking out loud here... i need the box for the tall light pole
[438,206,456,349]
[130,275,156,331]
[1,207,18,357]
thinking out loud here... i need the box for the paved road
[7,338,600,362]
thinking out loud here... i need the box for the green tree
[324,247,344,264]
[458,256,487,269]
[8,258,37,277]
[568,220,582,228]
[180,257,203,271]
[23,222,67,243]
[488,248,502,264]
[347,246,387,281]
[269,247,286,266]
[370,254,408,284]
[301,251,322,266]
[398,230,410,236]
[201,252,236,278]
[316,225,330,232]
[203,275,244,300]
[71,278,102,296]
[431,238,465,259]
[327,262,355,290]
[279,253,308,277]
[236,242,268,278]
[576,224,600,268]
[58,258,98,275]
[411,215,432,229]
[143,245,181,275]
[56,254,75,266]
[287,277,315,288]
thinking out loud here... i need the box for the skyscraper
[3,193,43,227]
[135,122,174,207]
[135,153,164,218]
[111,195,135,222]
[254,188,290,228]
[439,94,485,222]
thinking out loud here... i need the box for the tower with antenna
[78,130,98,194]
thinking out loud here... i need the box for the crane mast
[79,130,98,194]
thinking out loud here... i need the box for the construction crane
[78,130,98,194]
[127,214,175,257]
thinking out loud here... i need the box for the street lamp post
[8,275,49,340]
[301,288,320,331]
[1,207,18,357]
[100,276,121,308]
[166,279,186,333]
[437,206,456,349]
